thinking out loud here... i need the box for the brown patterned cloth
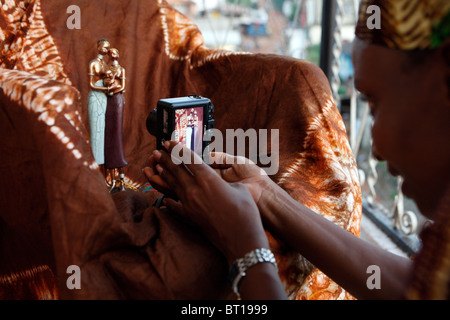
[0,0,361,299]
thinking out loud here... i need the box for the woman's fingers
[143,166,174,195]
[154,164,183,197]
[152,147,197,200]
[163,141,215,180]
[143,155,175,194]
[209,152,234,170]
[210,152,255,168]
[164,198,186,216]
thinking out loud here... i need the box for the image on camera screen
[174,107,204,154]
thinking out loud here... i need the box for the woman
[104,48,128,192]
[144,0,450,300]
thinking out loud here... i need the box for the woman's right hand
[208,152,280,222]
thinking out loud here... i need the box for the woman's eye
[357,93,376,116]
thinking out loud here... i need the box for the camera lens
[146,109,158,136]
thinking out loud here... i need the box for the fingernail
[156,164,163,174]
[153,150,161,160]
[164,140,170,149]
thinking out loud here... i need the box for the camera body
[147,95,215,155]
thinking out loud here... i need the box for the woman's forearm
[89,82,109,91]
[259,184,414,299]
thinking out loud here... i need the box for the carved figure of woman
[104,48,128,191]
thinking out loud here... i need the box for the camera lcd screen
[173,107,204,154]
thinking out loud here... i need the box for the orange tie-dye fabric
[0,0,361,299]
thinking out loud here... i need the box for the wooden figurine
[87,39,110,170]
[104,48,128,192]
[87,40,128,192]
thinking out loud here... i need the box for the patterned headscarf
[355,0,450,50]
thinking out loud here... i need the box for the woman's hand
[109,84,121,91]
[144,141,270,265]
[145,148,282,233]
[208,152,277,210]
[143,152,177,198]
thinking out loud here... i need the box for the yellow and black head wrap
[355,0,450,50]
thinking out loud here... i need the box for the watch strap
[228,248,278,297]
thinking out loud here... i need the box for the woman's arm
[258,184,414,299]
[88,62,108,91]
[209,152,415,299]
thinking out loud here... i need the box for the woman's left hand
[144,141,270,265]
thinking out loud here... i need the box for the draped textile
[0,0,361,299]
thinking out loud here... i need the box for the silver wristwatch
[228,248,278,297]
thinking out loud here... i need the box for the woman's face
[109,49,119,60]
[352,39,450,219]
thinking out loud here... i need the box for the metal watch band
[228,248,278,297]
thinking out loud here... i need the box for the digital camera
[146,95,215,156]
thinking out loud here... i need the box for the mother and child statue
[87,39,128,193]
